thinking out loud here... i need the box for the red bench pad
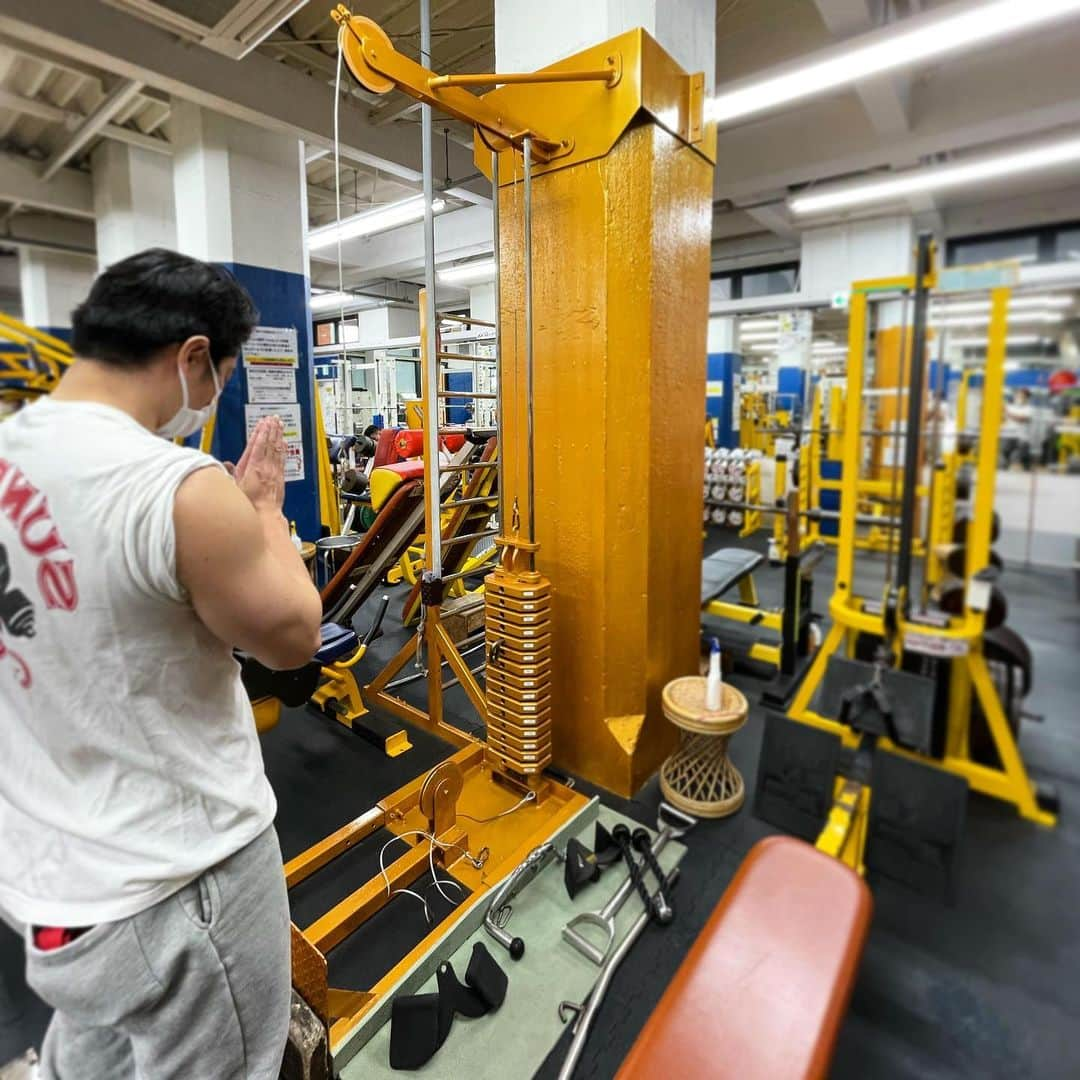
[617,836,872,1080]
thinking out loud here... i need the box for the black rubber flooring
[1,535,1078,1079]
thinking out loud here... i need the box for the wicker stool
[660,677,749,818]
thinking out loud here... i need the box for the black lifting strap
[389,942,508,1070]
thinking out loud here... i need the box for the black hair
[71,248,259,368]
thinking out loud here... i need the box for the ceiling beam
[742,203,800,242]
[0,87,171,156]
[0,210,96,254]
[41,79,144,181]
[0,0,484,194]
[0,151,94,218]
[309,203,492,285]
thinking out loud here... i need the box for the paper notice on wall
[247,365,297,404]
[244,402,305,481]
[243,326,298,367]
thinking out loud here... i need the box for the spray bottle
[705,636,723,712]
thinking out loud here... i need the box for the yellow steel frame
[788,278,1055,827]
[0,315,74,407]
[814,777,870,875]
[310,636,413,757]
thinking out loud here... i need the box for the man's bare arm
[175,421,322,670]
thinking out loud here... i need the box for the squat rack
[787,242,1056,828]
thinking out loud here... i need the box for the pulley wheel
[419,761,464,820]
[340,15,396,95]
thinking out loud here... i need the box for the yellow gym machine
[0,315,73,411]
[755,238,1056,900]
[280,6,714,1060]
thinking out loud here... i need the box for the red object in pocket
[33,925,89,951]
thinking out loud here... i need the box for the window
[710,262,799,301]
[741,265,799,298]
[947,221,1080,267]
[950,234,1038,266]
[1055,228,1080,263]
[396,360,419,397]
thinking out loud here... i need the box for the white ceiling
[0,0,1077,306]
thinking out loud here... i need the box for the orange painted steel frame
[481,37,716,797]
[285,744,587,1054]
[337,6,715,796]
[287,7,710,1055]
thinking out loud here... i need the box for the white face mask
[157,356,222,440]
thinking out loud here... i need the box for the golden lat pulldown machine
[283,7,714,1061]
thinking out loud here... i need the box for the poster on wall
[244,402,305,481]
[243,326,299,367]
[247,366,297,404]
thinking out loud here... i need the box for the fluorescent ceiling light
[933,294,1073,314]
[310,291,386,313]
[708,0,1080,125]
[739,331,779,342]
[308,195,446,251]
[935,311,1064,328]
[739,319,778,331]
[949,334,1045,347]
[790,135,1080,215]
[437,258,496,285]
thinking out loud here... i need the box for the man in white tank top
[0,249,322,1079]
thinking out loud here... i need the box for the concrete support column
[172,101,320,539]
[91,141,176,269]
[496,0,715,91]
[17,248,96,340]
[491,0,716,794]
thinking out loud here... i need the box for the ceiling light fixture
[739,331,780,343]
[310,291,387,313]
[308,195,446,251]
[948,334,1046,348]
[708,0,1080,125]
[739,318,779,331]
[932,294,1073,315]
[789,135,1080,215]
[934,311,1064,328]
[436,258,497,285]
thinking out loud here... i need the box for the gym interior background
[1,0,1079,1077]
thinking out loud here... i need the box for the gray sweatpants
[24,827,291,1080]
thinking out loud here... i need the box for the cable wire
[378,829,478,923]
[458,789,537,823]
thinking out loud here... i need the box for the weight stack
[484,568,553,777]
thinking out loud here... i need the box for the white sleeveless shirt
[0,398,276,926]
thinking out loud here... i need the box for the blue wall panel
[209,262,320,541]
[707,351,740,448]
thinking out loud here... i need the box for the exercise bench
[617,835,872,1080]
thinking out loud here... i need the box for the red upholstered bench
[617,836,872,1080]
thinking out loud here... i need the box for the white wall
[800,215,916,301]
